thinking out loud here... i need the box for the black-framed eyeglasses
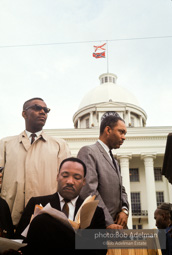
[25,104,51,113]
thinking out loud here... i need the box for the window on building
[132,224,143,229]
[154,168,163,181]
[105,76,108,83]
[131,192,141,215]
[109,76,112,83]
[156,192,164,207]
[85,118,89,128]
[130,168,139,182]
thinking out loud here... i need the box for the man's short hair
[23,97,44,110]
[157,202,172,220]
[59,157,87,177]
[100,111,124,135]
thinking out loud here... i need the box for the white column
[141,154,157,229]
[98,113,101,127]
[89,112,93,128]
[128,111,131,126]
[77,118,81,128]
[117,154,132,229]
[139,116,142,126]
[168,182,172,203]
[125,111,129,126]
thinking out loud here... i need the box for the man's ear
[83,177,86,186]
[161,213,166,221]
[105,126,111,135]
[22,110,27,119]
[56,173,59,181]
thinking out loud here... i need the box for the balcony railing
[132,210,148,216]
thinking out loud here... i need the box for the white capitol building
[45,72,172,229]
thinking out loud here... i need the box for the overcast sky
[0,0,172,139]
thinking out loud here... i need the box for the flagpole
[106,40,109,73]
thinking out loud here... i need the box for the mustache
[63,184,75,191]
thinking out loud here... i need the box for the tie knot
[31,133,36,138]
[63,198,70,203]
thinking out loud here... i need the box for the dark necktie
[30,133,36,144]
[109,149,118,170]
[62,199,70,218]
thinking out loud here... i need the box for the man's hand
[106,224,123,229]
[114,211,128,229]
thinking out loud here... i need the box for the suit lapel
[51,194,83,220]
[95,141,121,178]
[49,193,61,211]
[95,141,116,169]
[19,131,31,151]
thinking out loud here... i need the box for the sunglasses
[25,104,51,113]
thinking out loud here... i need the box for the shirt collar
[98,139,110,153]
[58,192,78,206]
[98,139,112,160]
[25,130,42,138]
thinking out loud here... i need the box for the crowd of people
[0,97,171,255]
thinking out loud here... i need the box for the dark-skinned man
[0,97,71,227]
[154,203,172,255]
[77,111,129,229]
[15,157,106,255]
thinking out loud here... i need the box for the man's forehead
[60,161,84,173]
[155,209,163,215]
[117,120,126,127]
[27,99,47,107]
[116,120,127,131]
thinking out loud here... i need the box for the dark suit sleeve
[14,197,37,238]
[121,185,129,209]
[118,165,129,210]
[89,206,106,229]
[0,197,14,238]
[78,207,107,255]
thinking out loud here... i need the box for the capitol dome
[73,73,147,129]
[78,73,140,110]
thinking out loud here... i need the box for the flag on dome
[93,43,106,52]
[93,43,106,59]
[93,51,105,59]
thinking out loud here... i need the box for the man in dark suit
[77,111,129,229]
[15,157,106,255]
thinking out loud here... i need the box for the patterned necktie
[62,199,70,218]
[30,133,36,144]
[109,149,118,170]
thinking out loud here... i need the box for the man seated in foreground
[154,202,172,255]
[15,157,106,255]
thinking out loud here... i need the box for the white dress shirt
[58,193,79,221]
[25,130,42,143]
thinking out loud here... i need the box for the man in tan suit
[0,97,71,226]
[77,111,129,229]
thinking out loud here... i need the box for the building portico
[45,72,172,229]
